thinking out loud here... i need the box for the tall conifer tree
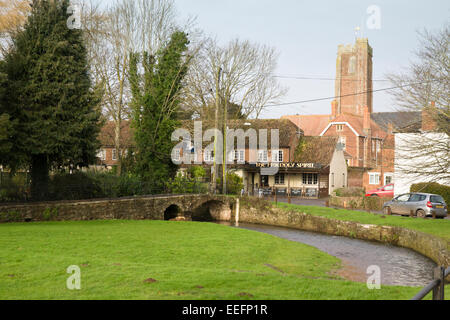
[0,0,101,200]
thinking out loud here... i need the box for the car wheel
[384,207,392,215]
[371,194,379,197]
[416,209,426,219]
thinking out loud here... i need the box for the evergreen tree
[1,0,101,200]
[129,31,189,182]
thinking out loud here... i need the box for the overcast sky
[100,0,449,119]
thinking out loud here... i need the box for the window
[234,150,245,162]
[272,150,284,163]
[112,149,118,161]
[275,174,285,185]
[396,194,410,202]
[303,173,318,185]
[336,125,344,132]
[173,149,181,162]
[430,196,445,204]
[369,173,380,185]
[384,173,393,186]
[377,140,381,153]
[384,185,394,191]
[97,149,106,161]
[258,150,268,162]
[204,150,214,162]
[408,194,427,202]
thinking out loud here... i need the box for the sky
[173,0,449,118]
[99,0,449,119]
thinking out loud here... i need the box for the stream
[221,222,436,287]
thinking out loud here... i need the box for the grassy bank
[276,203,450,244]
[0,220,427,300]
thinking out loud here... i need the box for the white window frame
[258,150,268,163]
[98,149,106,161]
[204,150,214,163]
[272,150,284,163]
[384,173,394,186]
[369,173,381,185]
[112,149,118,161]
[234,150,245,163]
[275,174,285,185]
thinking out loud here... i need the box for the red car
[365,184,395,198]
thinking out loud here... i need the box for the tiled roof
[372,112,422,132]
[282,115,331,136]
[180,119,302,148]
[99,120,134,148]
[328,114,387,139]
[295,136,339,166]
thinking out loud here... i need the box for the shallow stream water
[220,222,435,287]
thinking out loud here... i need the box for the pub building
[179,119,348,199]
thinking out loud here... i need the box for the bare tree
[83,0,178,175]
[387,25,449,182]
[182,37,287,120]
[0,0,31,55]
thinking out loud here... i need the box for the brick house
[283,38,422,192]
[96,121,133,169]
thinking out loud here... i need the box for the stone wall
[329,195,385,211]
[238,197,450,271]
[0,195,233,223]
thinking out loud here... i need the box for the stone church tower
[333,38,373,118]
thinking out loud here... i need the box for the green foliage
[42,208,58,221]
[0,211,22,222]
[362,196,384,211]
[1,0,101,200]
[335,187,365,197]
[411,182,450,205]
[218,172,244,195]
[189,166,206,180]
[129,31,190,181]
[166,173,208,194]
[294,136,307,161]
[0,173,29,202]
[49,172,104,201]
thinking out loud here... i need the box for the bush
[166,173,208,194]
[0,173,29,202]
[334,187,365,197]
[49,172,105,201]
[218,172,244,195]
[411,183,450,205]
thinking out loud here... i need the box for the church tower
[334,38,373,117]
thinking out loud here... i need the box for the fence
[412,267,449,300]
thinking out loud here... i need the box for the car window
[396,194,410,202]
[384,185,394,191]
[409,194,426,202]
[430,195,445,204]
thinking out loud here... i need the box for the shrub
[218,172,244,195]
[166,174,208,194]
[411,183,450,205]
[189,166,206,180]
[49,172,105,201]
[335,187,365,197]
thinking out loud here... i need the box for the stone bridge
[0,194,237,223]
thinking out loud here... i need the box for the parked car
[365,184,394,198]
[383,193,448,218]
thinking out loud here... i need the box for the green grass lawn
[276,203,450,244]
[0,220,437,300]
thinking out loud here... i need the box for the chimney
[422,102,438,132]
[387,123,394,135]
[363,106,371,135]
[331,100,338,119]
